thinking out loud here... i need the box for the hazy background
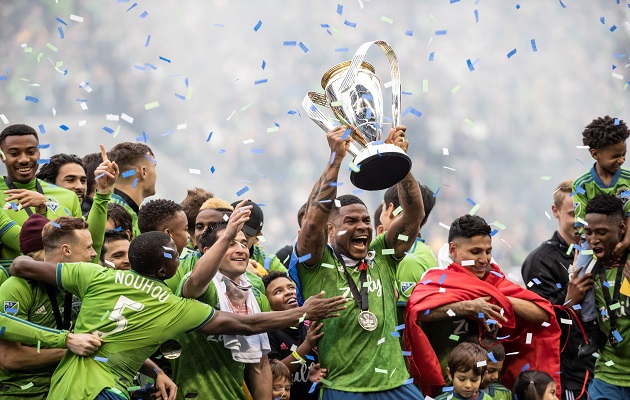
[1,0,629,281]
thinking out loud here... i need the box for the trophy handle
[302,93,360,158]
[338,40,401,128]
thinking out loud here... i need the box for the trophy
[302,40,412,191]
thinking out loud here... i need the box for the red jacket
[404,263,561,398]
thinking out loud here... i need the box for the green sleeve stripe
[2,311,63,334]
[56,263,64,290]
[0,220,16,237]
[187,307,216,333]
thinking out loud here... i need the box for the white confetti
[0,114,8,124]
[188,169,201,174]
[377,337,385,345]
[69,14,84,22]
[242,139,255,144]
[545,211,551,220]
[476,360,487,367]
[443,148,449,155]
[106,114,119,121]
[560,318,573,325]
[525,332,532,344]
[121,113,134,124]
[80,102,88,110]
[446,309,456,317]
[78,120,86,126]
[461,260,475,266]
[176,123,187,130]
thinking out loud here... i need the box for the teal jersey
[572,165,630,226]
[251,244,287,273]
[48,263,215,400]
[0,277,71,398]
[593,266,630,387]
[109,190,140,239]
[434,390,492,400]
[483,383,512,400]
[0,177,81,262]
[296,233,408,393]
[0,311,70,349]
[173,273,270,400]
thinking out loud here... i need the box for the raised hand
[326,126,354,161]
[302,291,348,321]
[94,143,119,195]
[384,125,408,153]
[226,199,252,240]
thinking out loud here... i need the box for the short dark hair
[297,203,307,228]
[100,229,130,263]
[383,183,435,227]
[108,142,154,172]
[36,153,86,184]
[138,199,183,233]
[197,221,228,251]
[585,194,624,222]
[181,188,214,237]
[0,124,38,146]
[512,370,554,400]
[128,231,172,274]
[448,215,492,243]
[262,270,290,289]
[269,358,291,381]
[448,342,488,377]
[582,115,630,150]
[373,203,383,231]
[330,195,367,219]
[477,335,506,362]
[107,203,133,233]
[41,217,89,252]
[82,152,103,196]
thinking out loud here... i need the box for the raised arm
[383,126,424,258]
[8,256,58,286]
[297,126,353,266]
[182,202,252,299]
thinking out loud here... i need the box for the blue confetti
[403,378,414,385]
[145,35,151,47]
[610,25,617,32]
[175,93,185,100]
[489,229,499,237]
[421,279,432,285]
[516,4,521,9]
[210,166,216,174]
[251,148,265,154]
[341,128,352,140]
[344,20,356,28]
[335,48,349,52]
[559,0,566,8]
[94,356,109,362]
[556,283,562,289]
[615,118,620,125]
[59,125,69,131]
[298,253,312,263]
[139,10,148,18]
[283,41,297,46]
[612,330,623,343]
[488,352,497,363]
[521,363,530,371]
[435,30,447,35]
[51,222,61,228]
[438,273,447,285]
[466,59,474,71]
[253,20,262,31]
[206,131,213,142]
[507,48,517,59]
[391,331,400,337]
[600,16,605,24]
[0,75,7,81]
[308,382,317,394]
[401,106,422,118]
[532,278,541,285]
[133,65,146,71]
[163,252,172,259]
[405,30,413,36]
[466,197,476,206]
[58,27,65,39]
[131,178,138,188]
[531,39,537,52]
[395,324,405,331]
[337,4,343,14]
[122,170,136,178]
[572,304,582,310]
[433,187,440,197]
[474,10,479,23]
[254,79,268,85]
[298,42,309,53]
[159,56,171,63]
[103,126,114,134]
[478,312,485,319]
[126,3,137,12]
[25,96,39,103]
[261,60,266,70]
[136,131,148,143]
[56,17,68,26]
[429,52,435,61]
[236,186,250,197]
[402,351,412,356]
[402,91,412,95]
[144,63,157,70]
[37,159,50,164]
[38,143,49,149]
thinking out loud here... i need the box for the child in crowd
[435,342,492,400]
[476,336,512,400]
[270,359,292,400]
[512,370,557,400]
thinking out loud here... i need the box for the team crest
[400,282,415,294]
[46,196,60,213]
[4,300,19,314]
[617,187,630,206]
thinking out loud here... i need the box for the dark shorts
[95,388,127,400]
[321,384,424,400]
[588,378,630,400]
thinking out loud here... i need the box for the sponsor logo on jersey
[400,281,415,294]
[4,300,19,314]
[35,305,47,314]
[46,196,60,213]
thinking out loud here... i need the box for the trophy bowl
[303,40,412,191]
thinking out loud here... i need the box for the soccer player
[107,142,157,239]
[138,199,189,254]
[8,230,346,400]
[36,154,88,207]
[293,125,425,399]
[105,203,133,240]
[180,187,213,249]
[81,152,103,216]
[99,229,131,270]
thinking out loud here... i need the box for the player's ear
[61,243,71,256]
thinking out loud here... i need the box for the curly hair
[448,215,492,242]
[582,115,630,149]
[138,199,183,233]
[585,194,624,221]
[107,203,133,233]
[128,231,172,274]
[36,153,86,184]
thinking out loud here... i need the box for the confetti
[21,382,34,390]
[0,115,8,124]
[466,59,475,71]
[401,106,422,118]
[189,169,201,174]
[163,252,173,259]
[393,206,403,216]
[507,48,517,58]
[477,360,487,367]
[236,186,250,197]
[94,356,108,362]
[446,309,456,317]
[449,334,460,341]
[525,333,532,344]
[429,52,435,61]
[337,4,343,14]
[144,101,160,110]
[121,170,136,178]
[253,20,262,31]
[381,16,394,24]
[435,30,447,35]
[531,39,538,52]
[69,14,84,22]
[344,20,357,28]
[298,42,309,53]
[382,249,395,255]
[25,96,39,103]
[254,79,268,85]
[375,368,388,374]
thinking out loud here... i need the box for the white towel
[212,271,270,363]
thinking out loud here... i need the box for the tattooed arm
[383,126,424,259]
[297,126,353,267]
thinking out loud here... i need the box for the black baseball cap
[231,200,263,237]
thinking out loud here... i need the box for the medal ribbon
[332,249,369,311]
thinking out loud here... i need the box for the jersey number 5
[93,295,145,338]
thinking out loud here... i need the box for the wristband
[292,351,306,365]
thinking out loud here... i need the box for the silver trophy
[302,40,412,191]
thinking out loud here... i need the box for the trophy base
[350,143,412,191]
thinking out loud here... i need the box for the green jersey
[434,390,492,400]
[172,273,270,400]
[48,263,215,400]
[0,311,70,349]
[109,190,140,239]
[572,166,630,227]
[483,383,512,400]
[0,177,81,263]
[0,265,9,286]
[0,276,73,398]
[395,239,437,326]
[0,209,21,263]
[593,266,630,387]
[164,250,266,295]
[296,233,408,393]
[87,191,112,261]
[251,244,287,273]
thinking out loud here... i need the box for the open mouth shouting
[351,234,369,251]
[285,295,298,308]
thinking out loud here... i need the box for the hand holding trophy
[302,40,412,191]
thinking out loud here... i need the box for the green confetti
[127,386,142,391]
[464,118,475,127]
[21,382,34,390]
[468,204,481,215]
[144,101,160,110]
[380,16,394,24]
[46,43,58,52]
[241,102,254,111]
[298,313,306,323]
[449,334,460,341]
[322,263,336,269]
[186,86,193,100]
[422,80,429,92]
[267,127,280,133]
[610,302,621,311]
[566,243,574,256]
[451,85,461,94]
[397,234,409,241]
[382,249,395,255]
[375,368,388,373]
[541,176,552,181]
[37,52,43,63]
[430,13,436,21]
[393,206,403,216]
[24,47,32,53]
[37,340,41,353]
[348,161,360,173]
[491,221,506,230]
[581,250,593,255]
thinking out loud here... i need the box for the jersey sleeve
[87,192,111,262]
[571,181,588,227]
[178,298,216,333]
[0,277,34,320]
[0,311,68,349]
[268,256,288,273]
[0,209,21,259]
[56,262,101,299]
